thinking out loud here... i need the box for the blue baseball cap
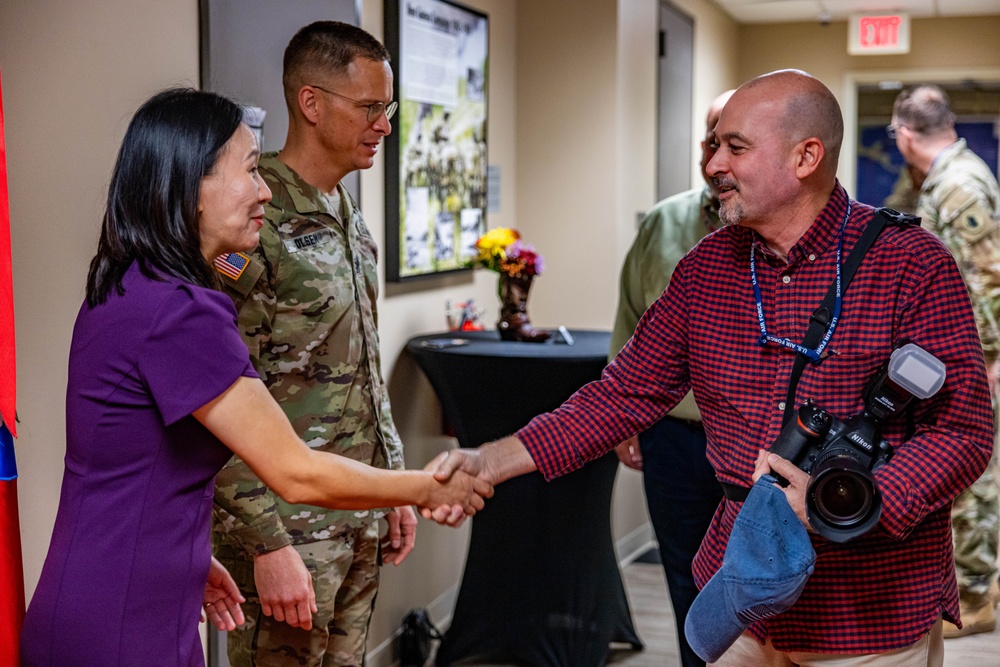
[685,474,816,663]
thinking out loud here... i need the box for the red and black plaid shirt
[518,184,994,654]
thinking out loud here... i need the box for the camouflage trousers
[220,522,381,667]
[953,459,999,597]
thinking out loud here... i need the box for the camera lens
[806,450,882,543]
[812,470,873,525]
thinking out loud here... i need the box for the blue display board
[856,121,999,210]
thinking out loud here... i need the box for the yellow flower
[470,227,544,277]
[476,227,520,256]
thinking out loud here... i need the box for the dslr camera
[769,344,946,543]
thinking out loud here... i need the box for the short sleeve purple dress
[20,263,258,666]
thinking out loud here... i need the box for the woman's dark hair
[86,88,244,306]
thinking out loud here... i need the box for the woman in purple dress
[19,89,490,666]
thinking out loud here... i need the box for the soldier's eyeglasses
[308,84,398,124]
[886,123,906,139]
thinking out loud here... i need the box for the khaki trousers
[710,619,943,667]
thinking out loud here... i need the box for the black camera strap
[720,207,918,505]
[780,207,918,427]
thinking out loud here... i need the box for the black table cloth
[406,330,643,667]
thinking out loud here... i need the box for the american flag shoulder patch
[214,252,250,280]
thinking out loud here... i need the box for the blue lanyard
[750,202,851,363]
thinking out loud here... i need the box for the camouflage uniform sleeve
[379,377,406,471]
[368,282,405,471]
[938,187,1000,362]
[213,221,293,555]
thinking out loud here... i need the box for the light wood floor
[608,559,1000,667]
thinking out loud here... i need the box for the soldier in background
[892,84,1000,638]
[212,22,409,666]
[882,163,923,215]
[610,89,733,667]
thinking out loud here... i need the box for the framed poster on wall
[384,0,489,282]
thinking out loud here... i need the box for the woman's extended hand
[201,556,246,631]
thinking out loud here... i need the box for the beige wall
[0,0,201,617]
[737,16,1000,86]
[514,0,620,331]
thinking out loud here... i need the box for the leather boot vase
[497,274,550,343]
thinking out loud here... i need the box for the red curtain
[0,68,25,666]
[0,70,14,437]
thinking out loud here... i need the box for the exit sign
[848,13,911,55]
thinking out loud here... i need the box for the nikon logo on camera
[847,432,872,452]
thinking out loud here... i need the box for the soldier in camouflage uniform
[893,84,1000,638]
[213,22,411,666]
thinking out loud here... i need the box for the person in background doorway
[882,162,923,214]
[610,88,734,667]
[892,84,1000,638]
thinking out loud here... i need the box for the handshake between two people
[420,435,539,525]
[418,451,496,527]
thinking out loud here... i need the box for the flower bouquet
[469,228,550,342]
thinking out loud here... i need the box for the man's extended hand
[430,448,494,484]
[254,545,317,630]
[382,505,418,565]
[752,448,812,530]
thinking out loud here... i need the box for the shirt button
[808,254,817,261]
[778,401,786,411]
[782,275,791,284]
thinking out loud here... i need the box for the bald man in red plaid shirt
[425,70,993,666]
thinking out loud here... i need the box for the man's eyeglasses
[886,123,906,139]
[309,84,398,124]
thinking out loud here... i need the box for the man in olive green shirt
[610,90,732,667]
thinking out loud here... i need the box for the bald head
[737,69,843,174]
[705,70,845,250]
